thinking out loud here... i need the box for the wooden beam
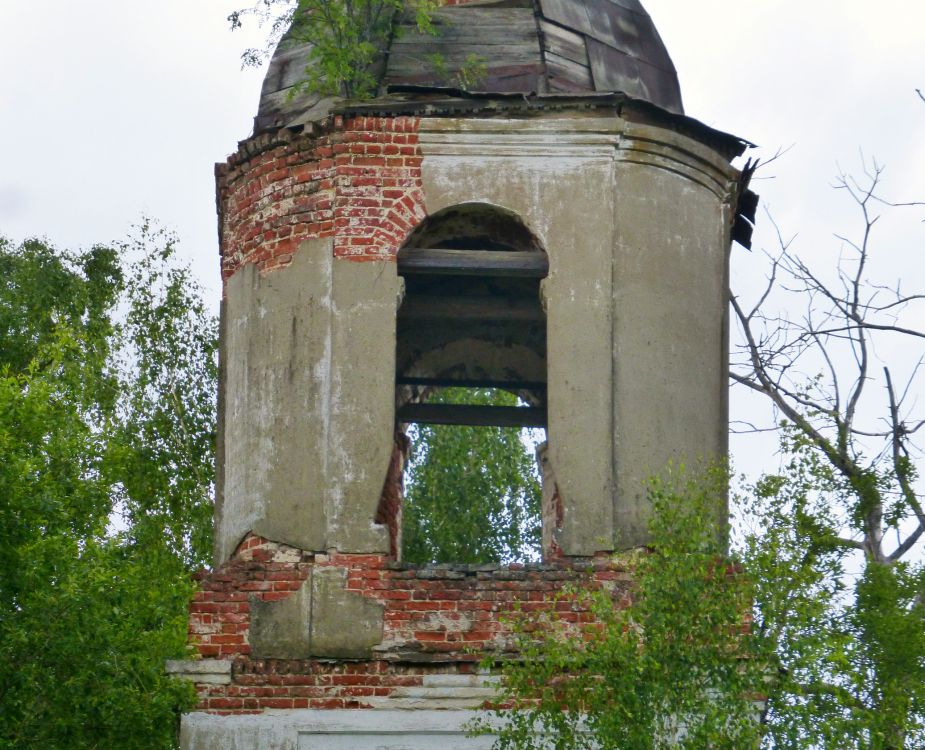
[396,376,546,391]
[397,403,547,428]
[397,248,548,277]
[397,295,544,321]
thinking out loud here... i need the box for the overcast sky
[1,1,923,484]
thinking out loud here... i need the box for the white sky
[1,1,923,491]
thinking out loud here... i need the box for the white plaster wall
[418,116,621,555]
[417,115,739,551]
[181,710,499,750]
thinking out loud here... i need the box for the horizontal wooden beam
[398,295,544,322]
[397,403,547,428]
[397,248,548,277]
[396,376,546,391]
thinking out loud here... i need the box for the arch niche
[395,202,549,427]
[382,203,557,560]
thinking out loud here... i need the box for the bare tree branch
[732,159,923,565]
[885,367,925,562]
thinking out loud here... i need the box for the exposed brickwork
[187,534,634,713]
[216,116,424,282]
[189,536,311,659]
[375,431,410,559]
[196,660,444,714]
[201,109,633,716]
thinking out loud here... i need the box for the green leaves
[0,537,196,749]
[486,468,763,750]
[232,0,441,98]
[0,227,215,748]
[107,223,217,568]
[741,443,925,749]
[289,0,441,97]
[402,388,541,565]
[0,237,121,382]
[485,457,923,748]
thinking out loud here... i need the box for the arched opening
[389,203,549,564]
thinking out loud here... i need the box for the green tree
[231,0,440,98]
[0,226,215,748]
[743,441,925,750]
[731,161,925,749]
[403,388,542,565]
[481,160,925,749]
[482,469,763,750]
[107,226,217,569]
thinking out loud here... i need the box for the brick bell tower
[170,0,755,745]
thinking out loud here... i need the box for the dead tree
[730,160,924,565]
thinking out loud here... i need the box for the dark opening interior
[396,203,548,421]
[392,203,550,564]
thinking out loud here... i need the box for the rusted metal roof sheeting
[254,0,683,133]
[536,0,681,112]
[586,39,681,113]
[384,4,545,93]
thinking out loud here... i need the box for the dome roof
[255,0,682,133]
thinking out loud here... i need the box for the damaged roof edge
[249,89,752,163]
[332,90,754,161]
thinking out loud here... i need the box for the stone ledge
[167,659,233,685]
[181,709,503,749]
[362,697,492,710]
[422,674,499,688]
[391,686,497,700]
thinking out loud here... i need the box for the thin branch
[751,144,795,178]
[786,323,925,341]
[834,537,867,551]
[897,357,924,409]
[862,294,925,313]
[812,328,842,420]
[891,524,925,563]
[842,182,875,445]
[730,293,864,485]
[885,367,925,562]
[730,419,780,434]
[749,249,781,321]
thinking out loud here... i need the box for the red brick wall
[188,534,633,713]
[216,116,424,283]
[375,431,410,559]
[200,109,623,716]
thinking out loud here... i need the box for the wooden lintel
[397,403,547,428]
[397,248,549,277]
[396,376,547,391]
[398,295,544,322]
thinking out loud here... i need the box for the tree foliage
[483,160,925,748]
[730,160,925,749]
[109,228,217,568]
[403,388,542,565]
[742,439,925,749]
[482,469,763,750]
[0,226,216,748]
[485,451,925,750]
[231,0,440,98]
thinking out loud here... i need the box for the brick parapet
[186,534,634,713]
[216,116,424,284]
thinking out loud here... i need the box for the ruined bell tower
[171,0,754,745]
